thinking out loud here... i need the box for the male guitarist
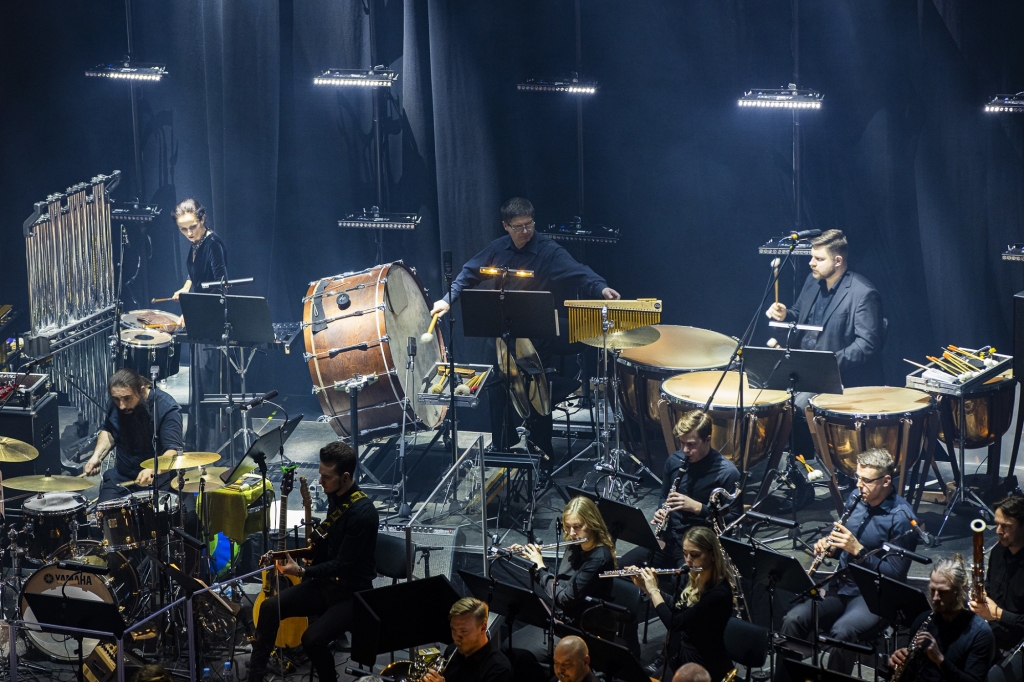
[249,442,379,682]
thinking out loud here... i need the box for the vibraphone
[22,171,119,429]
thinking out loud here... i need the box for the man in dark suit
[764,229,885,505]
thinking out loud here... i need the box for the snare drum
[120,328,180,381]
[20,492,89,561]
[618,325,737,427]
[303,262,445,438]
[21,541,139,661]
[660,371,791,471]
[807,386,935,481]
[95,491,178,551]
[121,309,182,334]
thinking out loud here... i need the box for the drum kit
[0,446,223,662]
[118,309,184,382]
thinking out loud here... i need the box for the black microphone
[407,336,417,358]
[745,510,799,529]
[881,543,932,565]
[443,250,453,280]
[170,526,204,550]
[22,354,54,372]
[55,560,110,576]
[240,390,279,412]
[789,229,822,240]
[584,596,629,614]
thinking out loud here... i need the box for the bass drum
[21,541,139,661]
[303,262,445,438]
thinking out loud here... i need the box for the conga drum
[659,371,791,472]
[617,325,737,428]
[302,262,445,439]
[807,386,935,492]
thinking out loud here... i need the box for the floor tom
[19,492,88,561]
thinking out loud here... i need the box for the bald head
[672,663,711,682]
[553,636,590,682]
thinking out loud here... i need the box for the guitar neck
[278,490,289,551]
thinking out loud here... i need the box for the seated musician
[969,494,1024,680]
[248,442,378,682]
[551,636,597,682]
[781,448,918,674]
[672,664,711,682]
[428,197,619,461]
[422,597,512,682]
[84,368,183,502]
[630,526,734,682]
[514,496,617,625]
[621,410,740,570]
[889,555,995,682]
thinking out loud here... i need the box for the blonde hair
[932,553,969,611]
[448,597,488,625]
[562,496,617,567]
[678,526,729,607]
[673,410,713,441]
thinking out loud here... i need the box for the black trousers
[250,579,355,682]
[781,592,882,674]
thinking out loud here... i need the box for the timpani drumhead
[810,386,933,417]
[617,325,738,377]
[661,370,790,410]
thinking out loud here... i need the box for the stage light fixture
[479,266,534,278]
[517,77,597,95]
[738,86,823,110]
[338,206,420,230]
[985,94,1024,113]
[85,61,167,82]
[314,67,398,88]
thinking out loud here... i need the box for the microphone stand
[396,337,416,519]
[548,517,562,662]
[445,255,458,466]
[110,224,129,364]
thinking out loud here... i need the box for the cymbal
[3,474,93,492]
[0,437,39,463]
[516,339,552,416]
[496,338,531,419]
[140,452,221,471]
[170,466,229,493]
[580,326,661,350]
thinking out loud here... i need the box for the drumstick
[771,258,781,305]
[948,345,984,361]
[927,355,961,375]
[420,313,441,344]
[903,358,932,372]
[151,297,173,303]
[943,352,975,373]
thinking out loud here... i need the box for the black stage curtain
[2,1,1023,401]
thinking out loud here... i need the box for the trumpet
[493,538,588,556]
[599,566,702,578]
[808,492,862,577]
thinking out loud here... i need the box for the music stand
[351,575,460,667]
[566,485,600,502]
[24,592,127,682]
[782,659,861,682]
[593,495,662,553]
[583,634,650,682]
[460,289,558,340]
[458,569,552,651]
[847,564,929,629]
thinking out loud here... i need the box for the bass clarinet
[710,484,749,620]
[807,492,862,578]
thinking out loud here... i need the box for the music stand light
[985,93,1024,113]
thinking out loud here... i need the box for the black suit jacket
[785,270,884,387]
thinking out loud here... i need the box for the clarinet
[891,613,934,682]
[807,492,862,577]
[652,467,685,538]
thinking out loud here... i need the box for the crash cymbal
[170,466,229,493]
[496,338,530,419]
[516,338,552,416]
[0,437,39,463]
[580,326,661,350]
[140,452,221,471]
[3,473,92,492]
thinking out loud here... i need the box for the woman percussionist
[171,199,228,452]
[514,496,617,625]
[631,525,734,681]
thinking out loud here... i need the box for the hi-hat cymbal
[170,466,229,493]
[3,474,93,492]
[580,326,661,350]
[0,437,39,463]
[140,452,221,471]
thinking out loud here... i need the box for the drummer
[428,197,620,461]
[84,368,183,502]
[171,198,228,452]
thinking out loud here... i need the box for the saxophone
[408,648,454,681]
[891,613,934,682]
[808,492,861,578]
[970,518,987,603]
[710,484,749,621]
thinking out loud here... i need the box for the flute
[493,538,588,556]
[599,566,703,578]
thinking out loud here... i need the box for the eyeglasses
[855,474,886,485]
[504,220,535,233]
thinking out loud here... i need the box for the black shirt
[833,489,918,597]
[905,609,995,682]
[303,484,378,592]
[442,639,512,682]
[985,543,1024,649]
[801,271,849,350]
[186,230,228,290]
[660,449,741,543]
[101,387,184,479]
[536,544,615,623]
[655,579,734,682]
[444,233,608,307]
